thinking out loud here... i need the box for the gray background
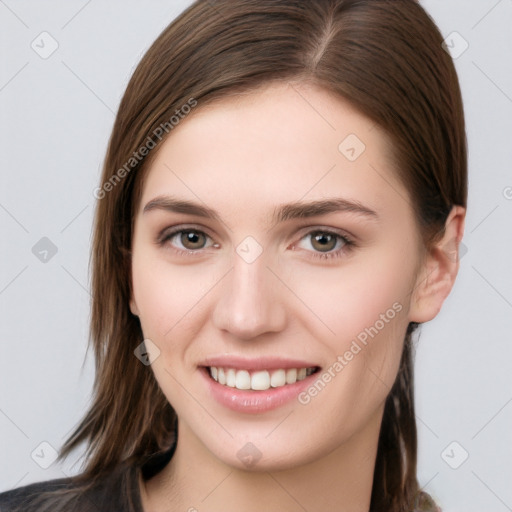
[1,1,511,510]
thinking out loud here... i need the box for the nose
[212,253,287,340]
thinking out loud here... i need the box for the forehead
[138,82,411,225]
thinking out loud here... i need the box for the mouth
[206,366,320,391]
[198,357,322,413]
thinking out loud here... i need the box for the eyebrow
[142,195,379,224]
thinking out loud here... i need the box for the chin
[202,430,343,474]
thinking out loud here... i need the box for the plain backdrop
[1,1,511,510]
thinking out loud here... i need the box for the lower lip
[200,367,319,414]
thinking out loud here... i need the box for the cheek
[286,243,416,407]
[131,255,210,403]
[131,249,225,355]
[288,249,415,345]
[131,248,186,337]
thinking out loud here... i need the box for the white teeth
[226,368,236,387]
[251,371,270,390]
[270,369,286,388]
[235,370,251,390]
[286,368,297,384]
[208,366,316,391]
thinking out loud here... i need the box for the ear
[409,205,466,323]
[130,296,140,317]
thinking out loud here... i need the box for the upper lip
[199,356,320,371]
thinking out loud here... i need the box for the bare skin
[130,82,465,512]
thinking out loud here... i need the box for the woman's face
[130,82,426,471]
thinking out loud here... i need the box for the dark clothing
[0,445,175,512]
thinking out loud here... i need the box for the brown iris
[180,230,207,250]
[310,232,337,252]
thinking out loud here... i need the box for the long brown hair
[18,1,467,510]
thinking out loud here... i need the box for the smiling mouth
[206,366,320,391]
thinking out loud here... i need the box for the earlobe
[409,206,466,323]
[130,297,140,317]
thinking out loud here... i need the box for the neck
[141,406,384,512]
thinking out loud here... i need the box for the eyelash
[156,225,355,261]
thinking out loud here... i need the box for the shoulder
[0,446,175,512]
[0,477,74,512]
[0,470,136,512]
[0,465,147,512]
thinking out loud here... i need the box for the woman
[0,0,466,510]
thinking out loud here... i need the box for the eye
[307,232,339,252]
[158,227,217,253]
[177,230,208,250]
[294,229,354,260]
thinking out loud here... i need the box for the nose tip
[212,259,287,340]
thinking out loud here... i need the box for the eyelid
[292,220,358,243]
[292,224,355,244]
[158,223,214,239]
